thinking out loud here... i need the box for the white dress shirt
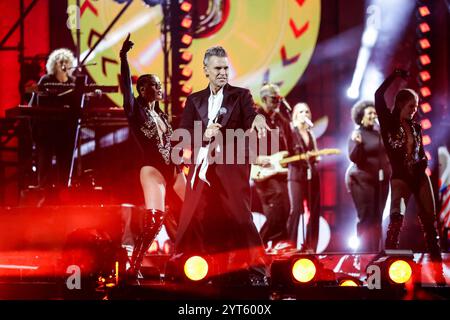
[190,86,224,187]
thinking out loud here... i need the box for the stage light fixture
[418,38,431,50]
[181,84,193,95]
[419,71,431,82]
[419,54,431,66]
[180,1,192,13]
[292,258,317,283]
[420,102,432,113]
[366,250,416,290]
[181,34,193,47]
[418,6,430,17]
[181,17,192,29]
[181,50,193,63]
[181,66,193,79]
[422,135,431,146]
[420,119,432,130]
[388,260,413,284]
[183,256,209,281]
[420,86,431,97]
[148,240,159,254]
[419,22,430,33]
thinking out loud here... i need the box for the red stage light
[181,67,193,78]
[181,17,192,29]
[418,6,430,17]
[181,84,193,95]
[181,50,193,63]
[184,256,209,281]
[148,240,159,253]
[419,54,431,66]
[419,22,430,33]
[420,119,432,130]
[422,135,431,146]
[420,102,432,113]
[420,87,431,97]
[180,1,192,13]
[419,71,431,82]
[388,260,413,284]
[419,38,430,50]
[181,34,193,46]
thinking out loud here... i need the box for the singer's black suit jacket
[175,83,265,261]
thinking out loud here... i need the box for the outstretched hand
[121,33,134,55]
[250,114,271,139]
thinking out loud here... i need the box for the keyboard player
[28,48,78,196]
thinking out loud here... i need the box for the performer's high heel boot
[423,220,446,286]
[129,209,165,280]
[385,213,403,250]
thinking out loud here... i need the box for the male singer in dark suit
[174,46,270,285]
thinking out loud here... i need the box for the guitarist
[253,83,291,251]
[285,102,321,253]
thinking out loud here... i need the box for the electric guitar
[251,148,341,182]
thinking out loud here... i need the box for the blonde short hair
[45,48,75,75]
[260,83,281,100]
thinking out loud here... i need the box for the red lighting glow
[180,1,192,13]
[419,38,430,50]
[419,71,431,82]
[420,119,432,130]
[181,67,193,78]
[419,54,431,66]
[181,34,193,46]
[181,17,192,29]
[181,51,193,62]
[419,22,430,33]
[418,6,430,17]
[420,102,432,113]
[420,87,431,97]
[422,135,431,146]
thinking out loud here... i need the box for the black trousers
[287,170,321,252]
[348,173,389,252]
[33,118,77,189]
[177,169,267,276]
[254,175,290,246]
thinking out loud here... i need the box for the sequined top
[120,53,176,178]
[375,76,427,181]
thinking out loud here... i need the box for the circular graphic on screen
[68,0,320,109]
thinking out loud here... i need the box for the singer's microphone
[374,118,380,127]
[280,97,292,111]
[214,107,227,124]
[304,117,314,128]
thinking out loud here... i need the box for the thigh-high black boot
[129,209,165,279]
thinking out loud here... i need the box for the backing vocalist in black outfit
[286,102,321,252]
[120,34,186,278]
[345,101,391,252]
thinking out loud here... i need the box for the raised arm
[374,69,409,126]
[119,33,135,116]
